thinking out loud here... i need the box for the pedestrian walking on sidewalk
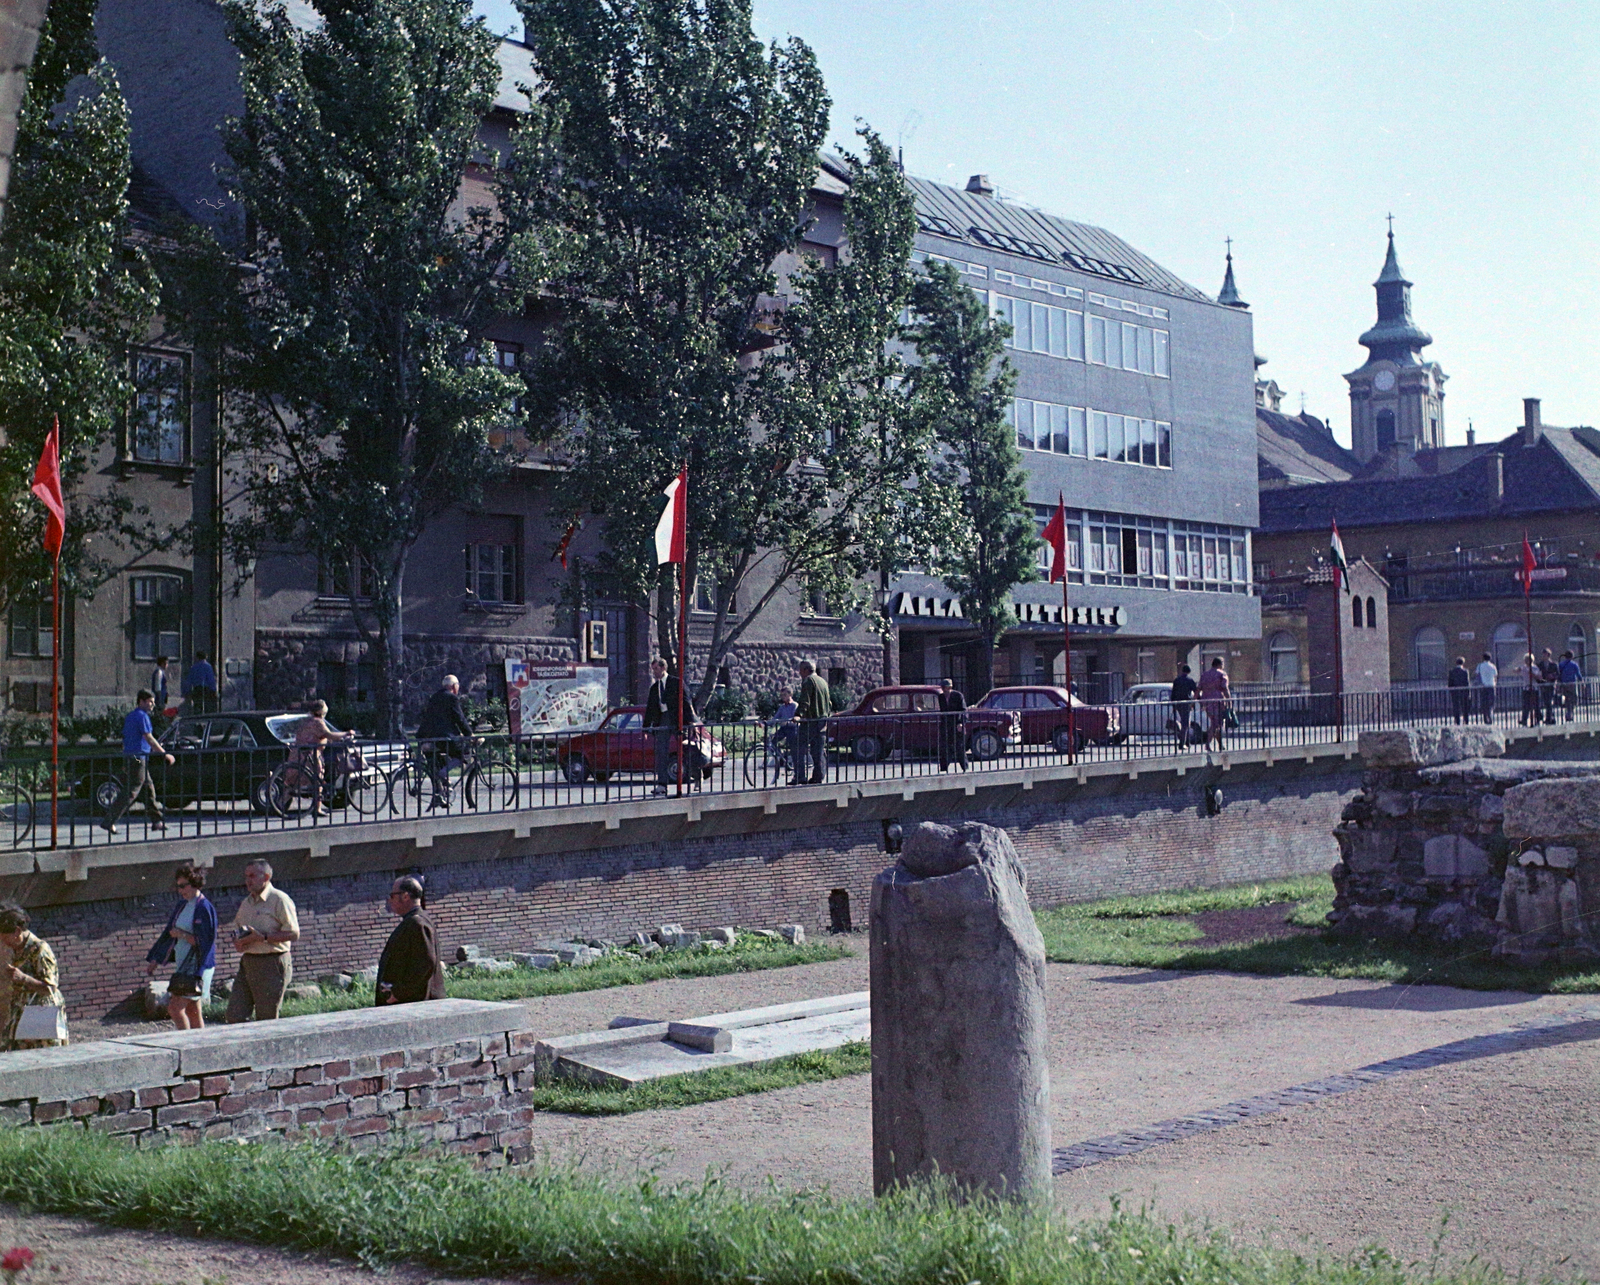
[105,690,173,833]
[145,864,217,1028]
[225,860,300,1022]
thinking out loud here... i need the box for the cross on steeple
[1386,212,1394,236]
[1225,236,1233,256]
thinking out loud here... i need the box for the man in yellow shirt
[225,859,301,1022]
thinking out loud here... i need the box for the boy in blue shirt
[105,689,175,833]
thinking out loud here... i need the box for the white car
[1120,683,1206,740]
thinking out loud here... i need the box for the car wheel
[968,728,1002,761]
[563,755,591,785]
[853,735,884,763]
[1051,726,1076,755]
[95,778,125,813]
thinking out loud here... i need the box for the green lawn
[0,1128,1527,1285]
[1035,876,1600,994]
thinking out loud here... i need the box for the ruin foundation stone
[870,820,1051,1202]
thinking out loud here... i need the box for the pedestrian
[793,659,831,785]
[183,650,217,714]
[1518,653,1541,727]
[225,859,300,1023]
[643,658,686,797]
[150,656,171,715]
[1169,663,1199,745]
[1447,656,1471,725]
[375,876,445,1005]
[144,863,217,1029]
[937,677,968,772]
[1558,650,1582,721]
[416,674,473,808]
[1474,652,1497,724]
[1538,649,1560,725]
[104,689,173,834]
[0,905,65,1050]
[1198,656,1231,750]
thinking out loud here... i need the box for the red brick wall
[40,761,1359,1017]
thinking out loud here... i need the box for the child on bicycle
[769,687,798,755]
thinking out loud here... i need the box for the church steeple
[1217,239,1247,309]
[1358,220,1431,364]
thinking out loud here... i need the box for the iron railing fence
[2,680,1596,851]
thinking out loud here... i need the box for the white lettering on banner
[895,594,1124,629]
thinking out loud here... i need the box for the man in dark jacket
[1169,664,1199,746]
[642,658,688,796]
[792,660,831,785]
[1447,656,1471,724]
[375,877,445,1005]
[937,677,968,771]
[416,674,474,807]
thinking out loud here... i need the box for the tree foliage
[0,0,157,612]
[909,260,1035,693]
[165,0,536,732]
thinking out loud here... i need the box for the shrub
[752,689,781,720]
[703,686,751,722]
[828,680,853,713]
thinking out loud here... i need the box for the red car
[827,686,1019,763]
[974,686,1120,753]
[556,707,725,784]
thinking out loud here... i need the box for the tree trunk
[880,565,896,686]
[376,552,408,738]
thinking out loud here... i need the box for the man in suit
[793,659,831,785]
[416,674,474,807]
[375,876,444,1005]
[937,677,968,772]
[643,658,685,796]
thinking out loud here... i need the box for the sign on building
[504,661,609,737]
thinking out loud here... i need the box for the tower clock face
[1373,370,1396,392]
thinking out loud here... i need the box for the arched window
[1413,626,1448,682]
[1352,596,1363,628]
[1366,596,1377,628]
[1267,632,1299,685]
[1569,622,1589,676]
[1491,621,1527,676]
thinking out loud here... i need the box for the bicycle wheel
[3,794,35,847]
[266,762,314,818]
[385,759,436,816]
[476,749,519,810]
[341,765,386,815]
[743,742,783,787]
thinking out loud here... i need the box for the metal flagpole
[1333,565,1344,742]
[676,560,688,795]
[1062,569,1073,764]
[1523,532,1535,723]
[49,550,59,849]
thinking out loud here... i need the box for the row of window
[910,252,1173,324]
[1032,508,1251,594]
[990,293,1170,376]
[1009,399,1173,468]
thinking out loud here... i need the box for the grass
[1035,876,1600,994]
[203,935,853,1021]
[528,1041,872,1115]
[0,1127,1532,1285]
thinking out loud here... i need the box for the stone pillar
[870,820,1051,1201]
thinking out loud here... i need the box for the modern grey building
[891,175,1260,696]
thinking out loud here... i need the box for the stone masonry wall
[36,760,1359,1017]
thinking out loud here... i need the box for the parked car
[73,711,301,814]
[827,686,1018,763]
[555,707,725,784]
[973,686,1120,752]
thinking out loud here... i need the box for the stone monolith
[870,820,1050,1201]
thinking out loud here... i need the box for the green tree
[516,0,956,708]
[168,0,536,733]
[0,0,157,616]
[909,259,1036,694]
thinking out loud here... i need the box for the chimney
[1522,398,1542,447]
[1466,421,1475,445]
[1487,452,1503,505]
[965,174,995,198]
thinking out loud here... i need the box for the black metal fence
[3,680,1596,851]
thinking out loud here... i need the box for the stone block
[1423,835,1490,881]
[1503,776,1600,839]
[778,924,806,945]
[355,966,380,985]
[318,974,355,991]
[142,981,170,1021]
[703,927,737,945]
[1519,849,1545,866]
[629,932,653,948]
[285,984,322,1002]
[653,924,684,942]
[556,945,600,967]
[1360,727,1506,769]
[0,1043,179,1106]
[1374,791,1412,818]
[454,958,515,973]
[1478,794,1505,821]
[1342,830,1398,875]
[661,932,700,950]
[455,945,481,962]
[1331,903,1417,938]
[1545,846,1578,870]
[511,953,559,970]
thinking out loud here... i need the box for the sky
[473,1,1598,448]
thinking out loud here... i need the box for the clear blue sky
[475,1,1598,447]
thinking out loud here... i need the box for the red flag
[654,467,687,565]
[552,513,581,569]
[30,418,65,559]
[1520,534,1537,592]
[1040,493,1068,583]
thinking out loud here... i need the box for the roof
[905,175,1212,303]
[1256,408,1359,488]
[126,163,189,234]
[1258,426,1600,534]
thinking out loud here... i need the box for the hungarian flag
[654,467,687,565]
[30,418,65,559]
[1329,520,1348,592]
[1040,493,1068,583]
[1520,533,1537,593]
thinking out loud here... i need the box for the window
[1491,621,1527,675]
[1352,597,1363,628]
[1136,648,1157,684]
[1376,410,1396,451]
[1413,627,1447,682]
[1569,622,1588,676]
[1034,509,1082,581]
[874,693,909,712]
[8,600,52,658]
[130,353,188,464]
[801,582,835,617]
[1268,632,1300,684]
[319,556,374,599]
[316,661,346,700]
[131,574,184,661]
[991,293,1082,360]
[1366,596,1377,629]
[1085,312,1168,375]
[1171,521,1250,594]
[355,662,377,703]
[464,515,521,604]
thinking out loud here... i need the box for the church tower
[1344,224,1446,463]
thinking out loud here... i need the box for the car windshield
[264,714,305,744]
[604,711,641,732]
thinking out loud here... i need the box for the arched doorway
[1413,626,1447,682]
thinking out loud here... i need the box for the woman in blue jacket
[144,863,218,1029]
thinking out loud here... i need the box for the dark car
[974,686,1120,753]
[827,686,1019,763]
[556,707,726,785]
[74,711,310,814]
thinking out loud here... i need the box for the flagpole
[1333,563,1344,743]
[1523,532,1535,718]
[1061,570,1073,764]
[676,561,687,795]
[49,551,59,850]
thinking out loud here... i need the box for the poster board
[504,661,610,737]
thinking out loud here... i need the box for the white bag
[14,1004,66,1042]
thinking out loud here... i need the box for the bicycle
[265,739,383,818]
[386,736,518,814]
[742,723,797,788]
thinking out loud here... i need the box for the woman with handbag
[144,864,218,1029]
[1198,656,1232,752]
[0,905,66,1050]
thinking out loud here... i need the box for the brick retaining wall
[31,758,1363,1018]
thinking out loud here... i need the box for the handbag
[14,1003,66,1042]
[1223,709,1240,730]
[168,945,206,998]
